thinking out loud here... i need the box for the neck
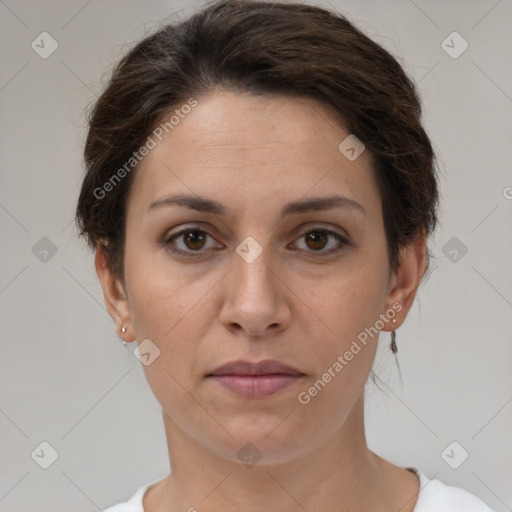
[145,392,418,512]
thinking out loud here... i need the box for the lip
[206,359,305,398]
[208,359,303,377]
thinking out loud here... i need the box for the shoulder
[102,480,156,512]
[410,467,495,512]
[102,470,495,511]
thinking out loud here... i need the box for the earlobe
[383,232,427,331]
[94,243,133,341]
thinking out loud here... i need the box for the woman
[75,0,494,510]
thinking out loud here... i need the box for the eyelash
[162,226,349,259]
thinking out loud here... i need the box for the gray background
[1,0,511,510]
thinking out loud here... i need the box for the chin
[208,417,311,466]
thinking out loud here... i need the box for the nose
[219,246,292,338]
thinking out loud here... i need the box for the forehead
[127,91,379,217]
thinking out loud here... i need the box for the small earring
[390,319,397,354]
[390,330,397,354]
[120,326,128,347]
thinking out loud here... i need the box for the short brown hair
[75,0,439,281]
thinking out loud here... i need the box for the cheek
[297,264,388,381]
[122,252,233,449]
[123,238,190,336]
[293,284,381,429]
[124,268,207,419]
[302,260,388,335]
[127,273,207,358]
[124,245,219,379]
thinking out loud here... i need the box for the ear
[382,230,427,331]
[95,243,134,341]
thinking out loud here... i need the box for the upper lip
[207,359,304,376]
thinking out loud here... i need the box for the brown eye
[163,226,348,259]
[304,231,329,251]
[182,230,207,250]
[293,228,348,254]
[164,228,222,257]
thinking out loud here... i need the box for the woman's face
[98,91,423,465]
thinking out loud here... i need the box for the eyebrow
[147,193,366,218]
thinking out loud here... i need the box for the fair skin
[96,91,425,512]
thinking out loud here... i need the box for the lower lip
[208,374,303,398]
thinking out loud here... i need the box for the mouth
[206,359,305,398]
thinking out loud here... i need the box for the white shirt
[103,467,494,511]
